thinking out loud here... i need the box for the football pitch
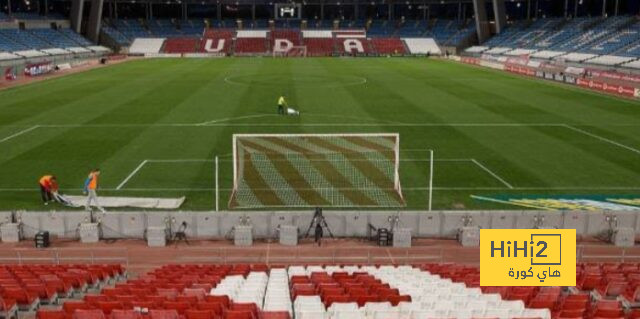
[1,57,640,211]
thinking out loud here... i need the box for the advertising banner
[576,78,636,98]
[588,69,640,84]
[461,57,480,65]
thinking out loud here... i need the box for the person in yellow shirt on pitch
[277,95,299,116]
[277,95,287,115]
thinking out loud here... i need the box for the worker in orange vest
[84,169,105,212]
[38,175,58,205]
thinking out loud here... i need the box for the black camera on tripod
[304,207,333,243]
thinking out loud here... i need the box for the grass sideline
[1,57,640,211]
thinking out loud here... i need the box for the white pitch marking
[33,122,568,128]
[0,125,39,143]
[223,75,367,88]
[147,158,472,163]
[3,186,640,192]
[148,159,214,163]
[197,114,278,126]
[564,124,640,156]
[471,159,514,189]
[116,160,148,190]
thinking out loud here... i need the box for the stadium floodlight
[229,133,405,209]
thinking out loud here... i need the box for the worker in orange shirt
[38,175,58,205]
[84,168,105,212]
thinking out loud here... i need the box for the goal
[229,133,405,209]
[273,46,307,58]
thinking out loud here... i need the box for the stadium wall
[3,210,638,240]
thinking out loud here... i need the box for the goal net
[273,46,307,58]
[229,133,405,209]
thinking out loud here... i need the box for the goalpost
[229,133,404,209]
[273,46,308,58]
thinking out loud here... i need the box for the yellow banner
[480,229,576,286]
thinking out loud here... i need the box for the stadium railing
[2,245,639,266]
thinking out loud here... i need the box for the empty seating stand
[200,29,235,54]
[18,262,640,319]
[45,264,556,319]
[371,38,407,55]
[162,38,199,53]
[303,38,336,56]
[467,16,640,64]
[234,30,268,55]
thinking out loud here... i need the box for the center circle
[224,73,367,88]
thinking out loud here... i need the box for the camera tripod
[304,207,334,239]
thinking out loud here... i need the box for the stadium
[2,0,640,318]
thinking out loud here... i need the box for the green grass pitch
[1,57,640,211]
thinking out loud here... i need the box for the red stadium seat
[205,296,230,308]
[183,289,207,301]
[102,288,127,297]
[174,295,196,305]
[2,287,38,310]
[25,284,57,303]
[603,281,627,297]
[64,301,92,314]
[113,295,136,308]
[110,310,142,319]
[387,295,411,306]
[558,309,585,319]
[229,303,258,318]
[528,298,556,310]
[85,294,110,305]
[73,309,106,319]
[97,301,124,314]
[144,295,167,307]
[355,295,379,307]
[163,301,191,314]
[149,310,180,319]
[162,38,198,54]
[37,309,67,319]
[156,289,178,300]
[197,302,224,315]
[185,309,216,319]
[222,310,255,319]
[259,312,290,319]
[323,295,350,308]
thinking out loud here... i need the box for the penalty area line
[471,159,514,189]
[116,160,148,190]
[0,125,39,143]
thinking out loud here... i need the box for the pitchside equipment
[230,133,405,209]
